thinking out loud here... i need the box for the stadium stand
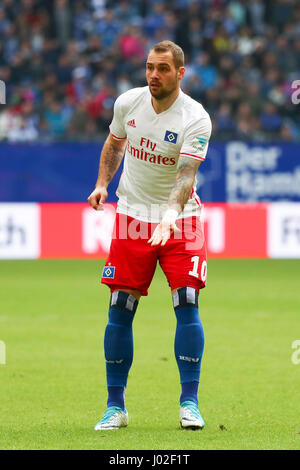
[0,0,299,142]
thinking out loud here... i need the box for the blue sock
[180,381,199,406]
[173,287,205,405]
[107,386,125,410]
[104,291,138,410]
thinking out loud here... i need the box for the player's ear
[178,66,185,80]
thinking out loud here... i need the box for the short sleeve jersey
[109,86,212,223]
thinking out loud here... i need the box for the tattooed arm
[88,133,127,210]
[167,156,201,213]
[149,156,201,246]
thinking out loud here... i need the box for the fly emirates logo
[127,137,176,166]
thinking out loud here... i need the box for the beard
[149,78,179,100]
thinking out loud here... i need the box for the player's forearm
[95,135,126,188]
[167,157,201,214]
[167,176,194,214]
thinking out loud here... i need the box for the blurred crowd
[0,0,299,143]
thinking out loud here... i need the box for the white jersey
[109,86,212,223]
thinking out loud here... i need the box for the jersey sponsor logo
[140,137,156,151]
[127,119,136,128]
[127,139,176,166]
[164,130,178,144]
[102,266,115,278]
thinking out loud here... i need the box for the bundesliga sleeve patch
[164,130,178,144]
[192,136,208,151]
[102,266,116,279]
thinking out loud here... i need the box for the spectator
[143,2,165,38]
[0,108,21,140]
[54,0,72,49]
[260,102,283,134]
[67,100,91,136]
[0,8,10,37]
[279,123,293,141]
[214,102,236,138]
[7,115,38,142]
[73,1,93,40]
[44,101,70,137]
[229,0,247,27]
[248,0,265,35]
[194,52,217,90]
[95,9,121,48]
[116,73,133,95]
[55,54,73,85]
[119,25,145,60]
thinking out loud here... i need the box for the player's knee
[172,287,199,309]
[109,291,139,326]
[172,287,200,324]
[111,287,141,302]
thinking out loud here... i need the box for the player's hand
[148,222,179,246]
[87,186,108,211]
[148,209,180,246]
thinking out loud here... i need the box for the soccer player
[88,40,212,430]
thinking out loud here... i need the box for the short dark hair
[150,40,184,69]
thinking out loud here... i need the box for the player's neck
[151,88,180,114]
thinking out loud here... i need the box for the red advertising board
[1,202,299,259]
[39,202,268,259]
[203,203,268,258]
[40,202,116,258]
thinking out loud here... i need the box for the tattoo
[168,156,201,212]
[97,137,126,186]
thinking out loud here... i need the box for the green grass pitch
[0,259,299,450]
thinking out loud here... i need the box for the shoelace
[100,406,122,423]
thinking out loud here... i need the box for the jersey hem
[116,206,203,224]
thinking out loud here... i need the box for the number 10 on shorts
[189,256,207,282]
